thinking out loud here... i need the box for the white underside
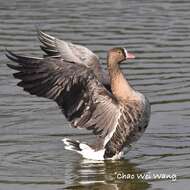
[78,143,106,160]
[62,138,123,160]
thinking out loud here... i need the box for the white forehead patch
[124,48,128,58]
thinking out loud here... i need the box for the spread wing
[38,30,109,83]
[6,51,120,146]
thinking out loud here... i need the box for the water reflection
[65,159,150,190]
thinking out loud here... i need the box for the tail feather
[62,138,82,152]
[62,138,105,160]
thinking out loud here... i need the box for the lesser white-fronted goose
[6,31,150,160]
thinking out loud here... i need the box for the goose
[6,31,151,160]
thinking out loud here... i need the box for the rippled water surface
[1,0,190,189]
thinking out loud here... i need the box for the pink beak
[126,52,135,59]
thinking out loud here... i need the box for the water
[0,0,190,189]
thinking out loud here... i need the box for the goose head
[108,47,135,65]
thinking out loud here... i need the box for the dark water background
[0,0,190,189]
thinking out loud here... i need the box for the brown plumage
[6,31,150,160]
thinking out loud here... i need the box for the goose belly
[104,100,150,159]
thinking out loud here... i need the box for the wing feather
[37,30,110,83]
[6,50,120,148]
